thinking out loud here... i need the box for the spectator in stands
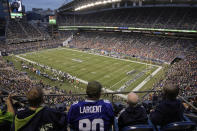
[118,92,148,130]
[0,95,15,131]
[194,96,197,108]
[191,96,197,114]
[150,81,184,126]
[0,91,3,104]
[11,87,67,131]
[67,81,114,131]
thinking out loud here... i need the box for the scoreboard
[8,0,23,19]
[49,16,56,25]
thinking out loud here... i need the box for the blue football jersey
[68,100,114,131]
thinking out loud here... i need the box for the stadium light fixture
[103,1,107,4]
[75,0,121,11]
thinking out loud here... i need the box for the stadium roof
[58,0,197,13]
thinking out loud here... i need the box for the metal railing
[1,90,197,111]
[0,90,160,104]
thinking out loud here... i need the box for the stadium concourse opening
[0,0,197,130]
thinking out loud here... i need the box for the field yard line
[110,76,128,89]
[15,55,128,99]
[112,63,145,90]
[64,48,161,68]
[98,62,130,82]
[132,66,162,91]
[108,64,138,89]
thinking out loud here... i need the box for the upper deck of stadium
[57,0,197,34]
[58,0,197,13]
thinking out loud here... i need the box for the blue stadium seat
[157,115,196,131]
[121,124,154,131]
[159,121,196,131]
[114,117,119,131]
[117,115,156,131]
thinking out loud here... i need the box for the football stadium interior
[0,0,197,130]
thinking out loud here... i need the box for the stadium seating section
[58,7,197,30]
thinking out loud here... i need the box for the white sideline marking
[16,55,38,65]
[16,48,163,99]
[132,66,162,91]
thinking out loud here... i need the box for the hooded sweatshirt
[150,99,184,126]
[0,109,14,131]
[12,107,67,131]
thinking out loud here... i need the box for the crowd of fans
[147,52,197,113]
[0,39,63,54]
[69,31,196,63]
[6,19,50,44]
[155,53,196,96]
[58,7,197,30]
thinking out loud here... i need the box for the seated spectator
[118,92,148,130]
[193,96,197,113]
[0,95,15,131]
[11,87,67,131]
[68,81,114,131]
[150,82,184,126]
[0,91,3,104]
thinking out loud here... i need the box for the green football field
[18,48,161,92]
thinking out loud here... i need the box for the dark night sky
[22,0,73,11]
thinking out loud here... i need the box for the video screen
[8,0,23,19]
[49,16,56,25]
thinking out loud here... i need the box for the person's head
[127,92,139,107]
[26,87,43,108]
[162,82,179,100]
[86,81,102,100]
[194,96,197,102]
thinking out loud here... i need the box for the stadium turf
[18,48,159,92]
